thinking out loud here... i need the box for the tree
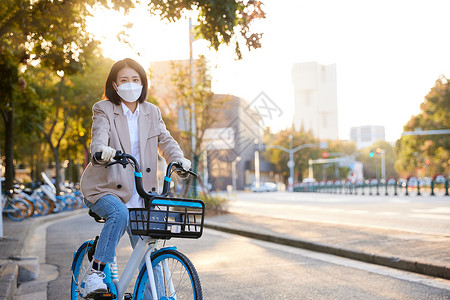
[148,0,265,59]
[149,56,227,195]
[169,57,227,191]
[1,0,265,190]
[61,57,116,171]
[395,76,450,177]
[0,0,130,190]
[263,127,319,183]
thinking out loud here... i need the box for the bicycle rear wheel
[133,249,202,300]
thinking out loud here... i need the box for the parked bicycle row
[294,175,449,196]
[2,173,85,221]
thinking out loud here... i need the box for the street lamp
[267,139,327,191]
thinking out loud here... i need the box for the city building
[292,62,338,140]
[350,125,386,149]
[203,95,275,191]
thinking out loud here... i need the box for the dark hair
[103,58,148,105]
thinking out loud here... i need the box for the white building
[350,125,385,149]
[292,62,338,140]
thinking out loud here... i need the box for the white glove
[179,157,191,171]
[100,145,116,162]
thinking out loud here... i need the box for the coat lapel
[113,104,132,154]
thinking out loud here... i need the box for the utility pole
[287,135,294,191]
[189,17,197,197]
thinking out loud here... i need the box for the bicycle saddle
[88,209,106,223]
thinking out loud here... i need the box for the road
[23,211,450,299]
[227,192,450,236]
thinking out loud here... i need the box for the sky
[86,0,450,142]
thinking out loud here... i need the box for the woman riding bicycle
[80,58,191,297]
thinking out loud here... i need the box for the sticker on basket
[170,225,181,233]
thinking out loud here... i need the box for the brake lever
[105,157,129,169]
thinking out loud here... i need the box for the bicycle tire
[71,241,93,299]
[22,198,35,218]
[133,249,202,300]
[71,240,117,299]
[6,199,31,221]
[37,197,51,215]
[31,198,45,217]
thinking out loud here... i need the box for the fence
[293,175,449,196]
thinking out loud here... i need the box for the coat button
[146,168,151,173]
[117,184,122,189]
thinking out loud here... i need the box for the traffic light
[322,151,329,159]
[369,149,375,158]
[376,147,382,154]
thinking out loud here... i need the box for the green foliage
[395,76,450,177]
[148,0,265,59]
[321,140,357,180]
[263,128,319,182]
[61,56,115,162]
[197,192,229,214]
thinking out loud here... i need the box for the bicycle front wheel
[6,199,31,221]
[133,249,202,300]
[71,241,93,299]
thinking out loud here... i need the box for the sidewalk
[0,209,87,300]
[205,213,450,280]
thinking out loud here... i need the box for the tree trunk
[2,108,15,191]
[52,147,61,194]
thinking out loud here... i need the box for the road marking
[409,213,450,220]
[375,211,399,216]
[412,207,450,214]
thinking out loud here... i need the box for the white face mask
[114,82,143,103]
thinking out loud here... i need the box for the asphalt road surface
[228,192,450,236]
[40,213,450,299]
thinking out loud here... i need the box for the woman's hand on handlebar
[178,157,191,171]
[99,145,116,162]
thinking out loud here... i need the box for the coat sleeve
[90,102,111,165]
[156,106,185,163]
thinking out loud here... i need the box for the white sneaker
[84,270,108,297]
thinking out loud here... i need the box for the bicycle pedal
[93,292,116,299]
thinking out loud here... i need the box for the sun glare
[86,4,192,69]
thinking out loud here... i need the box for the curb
[0,208,88,299]
[204,221,450,280]
[0,263,17,300]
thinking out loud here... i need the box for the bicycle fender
[71,239,94,271]
[150,246,177,258]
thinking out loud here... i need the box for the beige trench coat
[80,100,184,204]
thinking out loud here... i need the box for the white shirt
[121,102,143,208]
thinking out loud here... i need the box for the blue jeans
[85,194,134,263]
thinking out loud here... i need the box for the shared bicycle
[70,151,204,299]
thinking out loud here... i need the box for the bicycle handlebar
[93,150,197,205]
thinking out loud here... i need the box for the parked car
[247,182,278,192]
